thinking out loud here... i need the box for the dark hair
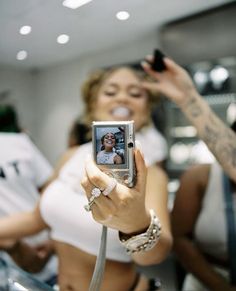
[0,104,21,133]
[68,120,90,147]
[231,120,236,132]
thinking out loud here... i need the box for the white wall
[0,67,36,135]
[0,32,159,165]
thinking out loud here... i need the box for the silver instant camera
[92,120,136,187]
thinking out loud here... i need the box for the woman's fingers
[83,157,114,191]
[81,157,124,203]
[134,148,147,192]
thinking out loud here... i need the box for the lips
[111,107,132,119]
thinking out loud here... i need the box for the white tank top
[40,143,131,262]
[39,127,167,262]
[194,161,236,260]
[97,150,117,164]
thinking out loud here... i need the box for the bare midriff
[54,241,138,291]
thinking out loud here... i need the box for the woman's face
[93,68,149,131]
[102,133,116,150]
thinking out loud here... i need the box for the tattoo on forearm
[185,96,202,118]
[203,125,218,148]
[202,119,236,171]
[182,97,236,179]
[215,143,236,167]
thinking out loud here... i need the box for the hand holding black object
[151,49,166,72]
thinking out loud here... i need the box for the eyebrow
[105,83,142,89]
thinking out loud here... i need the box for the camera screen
[94,126,126,165]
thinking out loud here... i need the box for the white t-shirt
[0,132,58,282]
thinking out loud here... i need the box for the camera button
[128,142,133,148]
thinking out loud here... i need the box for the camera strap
[223,173,236,285]
[89,225,107,291]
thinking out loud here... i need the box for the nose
[115,91,128,103]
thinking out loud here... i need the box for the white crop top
[97,150,117,164]
[194,161,236,260]
[40,127,167,262]
[40,142,131,262]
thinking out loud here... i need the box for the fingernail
[135,140,142,150]
[135,140,144,158]
[141,61,149,68]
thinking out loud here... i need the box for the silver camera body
[92,120,136,187]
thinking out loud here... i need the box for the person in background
[171,120,236,291]
[67,118,90,148]
[97,132,123,164]
[0,104,58,286]
[0,66,172,291]
[142,55,236,182]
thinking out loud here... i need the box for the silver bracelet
[119,209,162,254]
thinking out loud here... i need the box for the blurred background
[0,0,235,166]
[1,1,236,289]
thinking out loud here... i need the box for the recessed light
[63,0,92,9]
[16,50,28,60]
[116,11,130,21]
[19,25,32,35]
[57,34,70,44]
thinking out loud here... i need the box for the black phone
[151,49,166,72]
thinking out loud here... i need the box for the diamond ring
[84,187,102,212]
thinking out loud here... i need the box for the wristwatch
[119,209,162,254]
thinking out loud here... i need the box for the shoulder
[53,142,92,176]
[49,146,80,181]
[180,164,210,191]
[54,147,79,172]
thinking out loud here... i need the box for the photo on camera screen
[95,126,125,165]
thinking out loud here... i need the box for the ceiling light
[63,0,92,9]
[19,25,32,35]
[116,11,130,21]
[57,34,70,44]
[16,50,28,61]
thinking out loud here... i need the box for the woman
[171,121,236,291]
[172,163,236,291]
[97,132,123,164]
[0,66,172,290]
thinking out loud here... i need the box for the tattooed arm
[142,57,236,182]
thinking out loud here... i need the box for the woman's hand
[81,148,151,234]
[141,56,199,107]
[3,239,54,273]
[0,238,18,250]
[114,153,123,164]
